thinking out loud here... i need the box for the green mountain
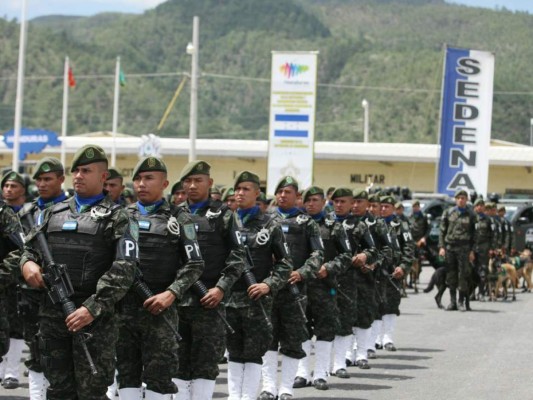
[0,0,532,144]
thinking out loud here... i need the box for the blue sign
[3,128,62,161]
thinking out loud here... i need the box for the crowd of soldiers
[0,144,518,400]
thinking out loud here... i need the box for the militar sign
[267,51,318,195]
[436,47,494,197]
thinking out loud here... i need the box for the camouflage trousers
[21,289,44,372]
[226,292,273,364]
[0,297,9,359]
[6,284,23,339]
[336,269,357,336]
[176,305,226,381]
[39,312,117,400]
[378,276,402,316]
[268,287,308,359]
[116,303,179,393]
[354,274,378,329]
[445,245,473,293]
[306,280,339,342]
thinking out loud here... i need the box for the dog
[488,254,517,301]
[423,266,447,309]
[408,258,421,294]
[512,249,533,292]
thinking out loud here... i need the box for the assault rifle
[132,269,182,342]
[191,280,235,334]
[23,212,98,375]
[287,282,308,323]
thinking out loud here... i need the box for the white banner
[436,47,494,197]
[267,51,318,195]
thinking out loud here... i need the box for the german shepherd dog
[423,267,447,309]
[512,249,533,292]
[488,252,517,301]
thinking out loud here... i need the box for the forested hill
[0,0,532,144]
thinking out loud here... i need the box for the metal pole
[362,99,369,143]
[60,56,69,169]
[12,0,28,172]
[112,56,121,167]
[189,16,199,162]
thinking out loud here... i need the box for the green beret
[331,187,353,200]
[256,192,270,204]
[1,171,25,188]
[221,187,235,202]
[275,176,299,193]
[33,157,64,179]
[106,167,123,181]
[368,193,381,203]
[211,186,222,196]
[302,186,324,203]
[71,144,108,172]
[412,200,421,207]
[395,202,404,209]
[455,189,468,198]
[179,160,211,181]
[122,187,134,199]
[497,204,506,212]
[233,171,260,188]
[132,156,167,179]
[474,198,485,206]
[171,180,183,194]
[353,189,368,200]
[485,202,494,210]
[380,195,396,205]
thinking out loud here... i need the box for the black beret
[233,171,260,188]
[179,160,211,181]
[380,195,396,205]
[275,176,299,193]
[171,180,184,194]
[221,187,235,202]
[302,186,324,203]
[1,171,25,188]
[368,193,381,203]
[353,189,369,200]
[71,144,108,172]
[33,157,64,179]
[106,167,123,181]
[256,192,270,204]
[331,187,353,200]
[132,156,167,179]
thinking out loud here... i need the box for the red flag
[68,67,76,87]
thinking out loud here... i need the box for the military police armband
[230,223,243,247]
[116,220,140,261]
[182,223,203,261]
[364,229,376,248]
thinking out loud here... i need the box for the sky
[0,0,532,20]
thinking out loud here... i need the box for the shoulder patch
[183,223,197,240]
[129,221,139,241]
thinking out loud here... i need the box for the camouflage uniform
[20,194,139,400]
[473,209,495,299]
[116,199,203,395]
[439,204,476,309]
[176,199,244,387]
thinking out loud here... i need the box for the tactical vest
[233,213,274,292]
[318,217,338,263]
[136,209,183,293]
[190,204,229,288]
[47,203,115,301]
[280,213,310,269]
[474,215,492,250]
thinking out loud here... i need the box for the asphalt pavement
[1,266,532,400]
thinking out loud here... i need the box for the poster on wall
[436,46,494,197]
[266,51,318,195]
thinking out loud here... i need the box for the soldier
[497,205,515,256]
[379,195,414,350]
[295,186,351,390]
[210,187,222,202]
[20,144,139,400]
[260,177,323,400]
[0,171,27,389]
[350,190,393,363]
[12,158,67,398]
[486,203,503,252]
[329,188,377,377]
[438,189,476,311]
[221,186,238,211]
[174,160,244,400]
[256,192,270,213]
[409,200,429,290]
[104,167,126,205]
[472,198,494,302]
[116,156,204,400]
[226,171,291,400]
[170,181,187,206]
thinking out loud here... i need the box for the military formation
[0,146,521,400]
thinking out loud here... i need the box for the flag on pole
[68,67,76,87]
[119,69,126,87]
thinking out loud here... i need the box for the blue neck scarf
[9,204,23,213]
[75,193,106,213]
[137,199,164,216]
[237,206,260,224]
[414,211,423,217]
[454,206,467,214]
[334,213,349,222]
[277,207,300,219]
[311,210,325,222]
[384,215,395,223]
[37,193,67,210]
[189,200,210,215]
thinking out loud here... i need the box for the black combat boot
[446,289,458,311]
[458,291,466,311]
[465,291,472,311]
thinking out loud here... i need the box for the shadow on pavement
[352,372,414,381]
[399,347,444,353]
[376,354,432,361]
[371,363,428,370]
[330,382,392,391]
